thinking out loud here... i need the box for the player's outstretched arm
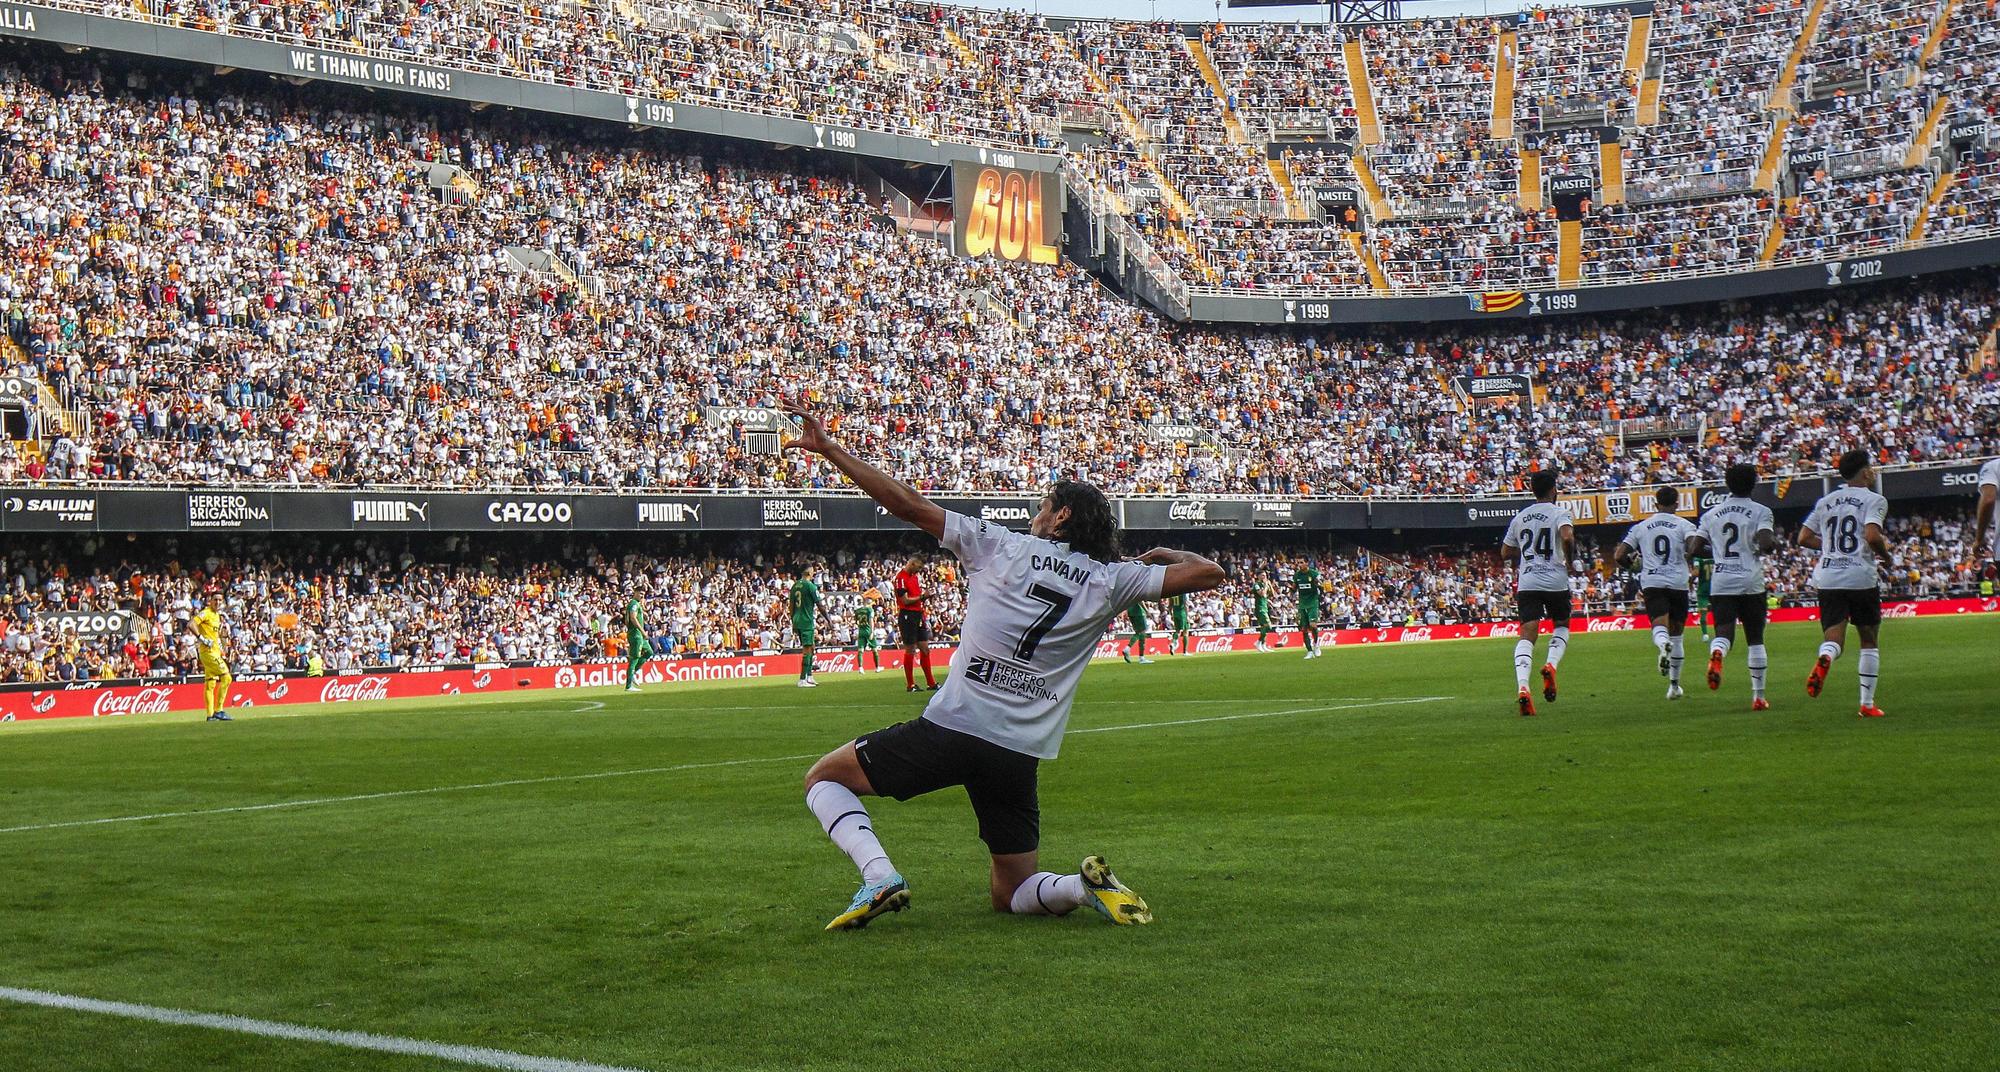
[782,400,945,540]
[1135,548,1226,598]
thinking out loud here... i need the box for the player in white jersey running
[1798,449,1896,717]
[1973,458,1999,578]
[784,400,1226,931]
[1688,464,1778,709]
[1614,487,1698,698]
[1500,469,1575,717]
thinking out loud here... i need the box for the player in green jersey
[1693,554,1714,639]
[624,595,653,692]
[1294,563,1322,660]
[854,600,884,673]
[1121,601,1153,664]
[1254,580,1274,651]
[1169,593,1192,654]
[791,564,821,688]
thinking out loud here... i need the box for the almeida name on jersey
[1803,486,1889,589]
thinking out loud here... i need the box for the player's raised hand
[781,398,831,456]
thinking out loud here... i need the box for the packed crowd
[26,0,2000,294]
[2,48,1999,499]
[2,507,1988,683]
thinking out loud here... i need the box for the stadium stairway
[1598,141,1624,205]
[1770,0,1830,115]
[1755,116,1793,191]
[1623,14,1651,81]
[1519,148,1543,211]
[1492,29,1516,140]
[1343,38,1382,147]
[1759,200,1793,263]
[1636,76,1661,126]
[1906,94,1951,168]
[1557,219,1582,283]
[1354,154,1393,220]
[1345,232,1390,291]
[1908,170,1955,243]
[1912,0,1957,83]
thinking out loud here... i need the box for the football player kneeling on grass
[787,398,1225,930]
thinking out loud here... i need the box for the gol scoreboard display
[953,162,1060,264]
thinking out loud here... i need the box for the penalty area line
[0,697,1451,836]
[0,986,648,1072]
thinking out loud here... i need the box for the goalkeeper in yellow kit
[193,589,234,722]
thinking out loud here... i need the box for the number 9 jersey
[1801,485,1890,590]
[922,511,1166,759]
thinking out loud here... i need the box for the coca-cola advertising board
[4,599,1994,724]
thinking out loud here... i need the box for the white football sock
[807,781,895,884]
[1747,644,1768,698]
[1009,872,1087,915]
[1651,625,1669,653]
[1857,648,1880,707]
[1817,640,1843,663]
[1546,627,1570,668]
[1668,635,1685,685]
[1514,640,1533,690]
[1710,636,1732,657]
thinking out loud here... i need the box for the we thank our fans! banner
[3,599,1994,724]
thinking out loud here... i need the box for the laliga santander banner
[5,598,1996,724]
[0,647,960,724]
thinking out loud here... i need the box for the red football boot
[1540,663,1558,703]
[1805,654,1832,698]
[1517,689,1536,717]
[1751,697,1770,712]
[1858,705,1886,718]
[1706,650,1724,691]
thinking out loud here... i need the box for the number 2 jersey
[1502,502,1573,594]
[923,511,1166,759]
[1802,485,1890,591]
[1695,496,1776,596]
[1618,512,1697,591]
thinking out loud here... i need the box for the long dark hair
[1047,480,1119,564]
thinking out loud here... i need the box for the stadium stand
[0,46,1994,500]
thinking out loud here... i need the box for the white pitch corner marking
[0,987,650,1072]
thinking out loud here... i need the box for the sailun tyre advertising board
[7,600,1996,723]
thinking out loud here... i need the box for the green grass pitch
[2,617,1995,1072]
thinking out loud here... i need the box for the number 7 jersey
[921,511,1167,759]
[1801,485,1889,590]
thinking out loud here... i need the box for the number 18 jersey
[1695,496,1776,596]
[922,511,1165,759]
[1802,485,1889,591]
[1502,502,1573,594]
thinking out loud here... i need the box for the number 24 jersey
[1502,502,1573,594]
[1802,486,1889,591]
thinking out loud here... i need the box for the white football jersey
[1982,459,2000,560]
[1502,501,1573,593]
[1620,512,1697,591]
[921,511,1165,759]
[1696,496,1777,596]
[1802,484,1890,591]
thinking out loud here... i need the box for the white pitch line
[1070,696,1450,734]
[0,697,1450,836]
[0,987,647,1072]
[0,754,820,836]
